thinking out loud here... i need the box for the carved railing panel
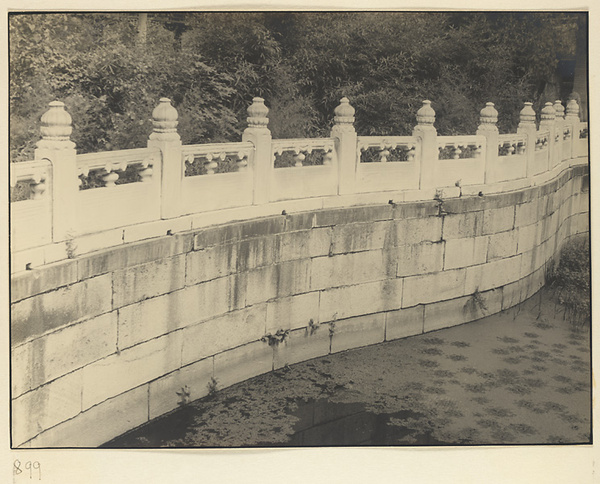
[183,142,254,176]
[357,136,417,163]
[272,138,335,168]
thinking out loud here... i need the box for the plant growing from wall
[65,232,77,259]
[464,288,488,317]
[176,385,191,406]
[307,318,319,336]
[261,328,290,346]
[207,377,219,398]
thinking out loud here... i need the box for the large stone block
[181,305,267,366]
[213,341,274,390]
[117,288,199,349]
[330,221,393,254]
[402,269,466,307]
[235,236,279,272]
[514,199,540,227]
[272,326,331,369]
[148,357,214,420]
[465,255,522,293]
[186,242,238,286]
[245,259,311,306]
[395,216,443,245]
[487,230,518,261]
[516,223,541,255]
[11,343,30,398]
[283,211,316,232]
[11,259,78,303]
[21,312,117,389]
[311,250,386,291]
[443,237,487,270]
[392,200,439,219]
[501,279,523,310]
[12,369,83,446]
[77,233,192,281]
[27,385,149,448]
[482,206,515,235]
[424,287,502,333]
[278,227,331,262]
[442,196,486,214]
[112,254,186,309]
[385,305,424,341]
[396,241,444,276]
[314,205,392,227]
[319,278,403,322]
[266,292,320,333]
[11,273,113,346]
[442,211,485,239]
[82,330,183,410]
[330,313,385,353]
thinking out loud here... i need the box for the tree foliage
[10,11,584,162]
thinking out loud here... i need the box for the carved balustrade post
[552,100,565,167]
[539,102,556,173]
[242,97,272,204]
[517,102,538,179]
[412,100,437,190]
[148,98,182,219]
[34,101,77,242]
[565,98,581,160]
[330,97,357,195]
[476,102,499,184]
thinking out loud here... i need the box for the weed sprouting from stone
[207,377,219,398]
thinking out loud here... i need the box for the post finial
[334,97,355,126]
[37,101,74,148]
[518,102,536,127]
[416,100,436,126]
[150,98,179,140]
[565,98,580,122]
[478,102,498,131]
[246,97,269,129]
[553,100,565,119]
[540,102,556,126]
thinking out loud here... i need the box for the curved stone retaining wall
[11,164,589,448]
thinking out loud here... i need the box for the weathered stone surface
[27,385,148,448]
[385,305,424,341]
[235,236,279,271]
[501,280,523,310]
[245,259,311,306]
[77,233,192,281]
[181,305,267,366]
[284,211,316,231]
[392,200,439,219]
[278,228,331,262]
[444,237,487,270]
[311,250,385,290]
[186,242,238,285]
[314,205,392,227]
[443,196,486,214]
[396,241,444,277]
[319,279,403,322]
[395,216,443,245]
[330,221,392,254]
[213,341,273,389]
[442,211,485,239]
[402,269,466,307]
[25,312,117,389]
[516,223,541,255]
[112,254,186,309]
[266,292,320,333]
[482,206,515,235]
[82,330,183,410]
[424,288,502,332]
[330,313,385,353]
[11,259,78,303]
[11,273,113,346]
[148,357,213,420]
[487,230,518,260]
[12,370,83,446]
[515,200,540,227]
[465,255,522,293]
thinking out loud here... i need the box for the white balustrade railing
[182,141,254,175]
[77,147,159,188]
[271,138,335,167]
[9,97,589,271]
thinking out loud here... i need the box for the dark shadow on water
[102,397,450,448]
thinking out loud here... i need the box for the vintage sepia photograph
[8,7,591,466]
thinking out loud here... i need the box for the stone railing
[10,95,589,273]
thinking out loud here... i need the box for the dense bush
[10,12,583,162]
[547,237,591,329]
